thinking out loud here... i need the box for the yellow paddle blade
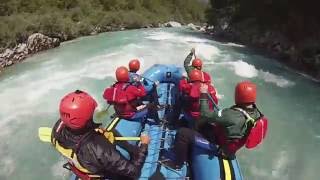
[95,105,112,122]
[38,127,52,143]
[95,110,108,121]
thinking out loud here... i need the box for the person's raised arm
[184,48,195,74]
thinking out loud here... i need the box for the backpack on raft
[103,83,137,104]
[233,107,268,149]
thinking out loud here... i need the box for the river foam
[218,60,295,87]
[220,60,259,78]
[146,31,209,44]
[194,43,221,60]
[271,150,290,179]
[220,42,245,48]
[145,31,222,64]
[260,71,295,88]
[0,156,15,179]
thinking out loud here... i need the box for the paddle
[38,127,140,143]
[94,104,112,122]
[193,48,197,60]
[206,93,220,111]
[38,127,52,142]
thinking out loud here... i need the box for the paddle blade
[38,127,52,143]
[95,110,108,120]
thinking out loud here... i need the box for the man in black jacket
[52,90,150,179]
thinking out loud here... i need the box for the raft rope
[104,83,187,178]
[150,83,171,177]
[152,83,188,177]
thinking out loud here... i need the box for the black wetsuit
[52,120,148,179]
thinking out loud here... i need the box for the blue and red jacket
[103,82,146,119]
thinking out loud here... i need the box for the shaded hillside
[206,0,320,79]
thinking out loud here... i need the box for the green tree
[0,0,207,49]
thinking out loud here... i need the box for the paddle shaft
[38,127,140,142]
[207,93,220,111]
[105,104,111,112]
[115,137,140,141]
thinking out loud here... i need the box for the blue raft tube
[70,64,243,180]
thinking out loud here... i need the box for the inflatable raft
[70,64,243,180]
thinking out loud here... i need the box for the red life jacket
[212,107,268,155]
[179,78,189,92]
[180,81,218,119]
[179,71,211,86]
[103,83,146,119]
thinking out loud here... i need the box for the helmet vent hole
[74,90,82,94]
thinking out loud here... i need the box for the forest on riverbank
[206,0,320,79]
[0,0,206,50]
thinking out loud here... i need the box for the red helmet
[129,59,140,72]
[235,81,257,105]
[192,58,203,69]
[116,66,129,82]
[59,90,97,129]
[189,69,204,82]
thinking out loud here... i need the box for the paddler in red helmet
[103,66,160,120]
[162,81,268,169]
[199,81,268,155]
[128,59,159,100]
[128,59,141,84]
[52,90,150,179]
[179,69,218,124]
[103,66,149,120]
[179,48,219,127]
[183,47,212,84]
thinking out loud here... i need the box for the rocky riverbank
[205,18,320,81]
[0,33,60,72]
[0,21,189,74]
